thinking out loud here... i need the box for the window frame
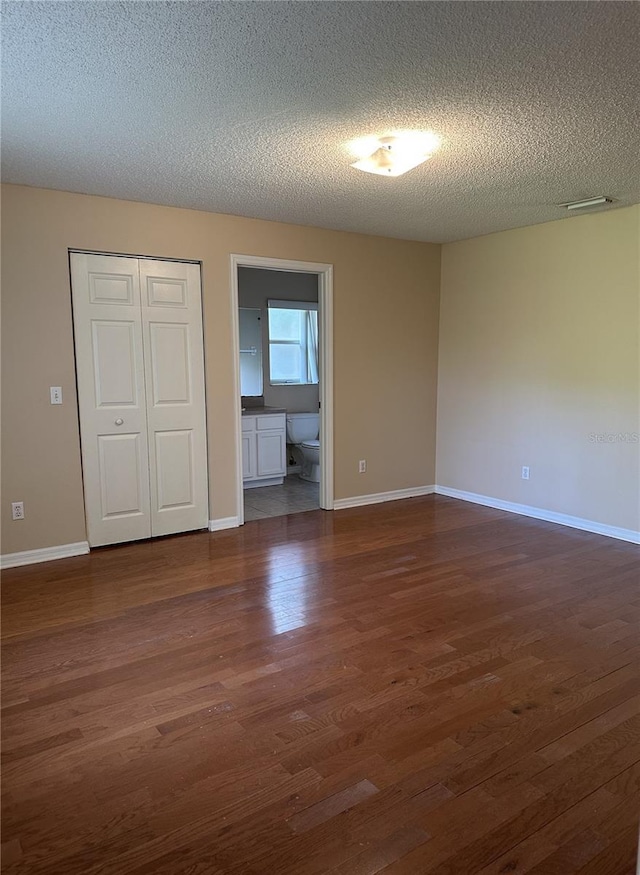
[267,299,318,386]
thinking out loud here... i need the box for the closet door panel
[140,260,209,536]
[97,433,148,519]
[91,321,139,407]
[155,430,195,510]
[71,253,152,547]
[148,322,191,405]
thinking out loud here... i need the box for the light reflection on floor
[266,542,311,635]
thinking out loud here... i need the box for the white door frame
[230,254,334,524]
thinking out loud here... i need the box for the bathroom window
[267,299,318,385]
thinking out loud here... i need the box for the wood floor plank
[566,824,639,875]
[2,495,639,873]
[286,779,379,833]
[474,786,620,874]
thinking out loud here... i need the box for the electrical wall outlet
[521,466,530,480]
[50,386,63,405]
[11,501,25,520]
[358,459,367,474]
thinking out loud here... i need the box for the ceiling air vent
[558,196,615,211]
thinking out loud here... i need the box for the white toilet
[286,413,320,482]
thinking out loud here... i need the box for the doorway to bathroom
[230,255,334,525]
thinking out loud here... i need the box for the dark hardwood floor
[2,495,639,874]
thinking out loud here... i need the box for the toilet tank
[286,412,319,443]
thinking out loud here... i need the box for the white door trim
[230,254,334,524]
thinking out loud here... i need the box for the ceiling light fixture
[559,196,615,211]
[349,131,441,177]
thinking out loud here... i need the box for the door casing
[230,254,334,523]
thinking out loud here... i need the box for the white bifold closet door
[70,253,208,547]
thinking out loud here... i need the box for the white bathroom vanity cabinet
[241,409,287,488]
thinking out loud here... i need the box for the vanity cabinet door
[241,417,257,480]
[256,430,286,477]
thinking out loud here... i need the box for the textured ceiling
[2,1,639,243]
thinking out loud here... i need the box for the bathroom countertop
[241,406,287,416]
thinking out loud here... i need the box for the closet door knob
[114,418,124,426]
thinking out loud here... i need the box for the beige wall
[1,184,441,554]
[238,267,320,413]
[437,205,640,533]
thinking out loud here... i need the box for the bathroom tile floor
[243,474,320,521]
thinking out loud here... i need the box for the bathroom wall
[238,267,319,414]
[1,183,441,554]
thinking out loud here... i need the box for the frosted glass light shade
[349,131,440,177]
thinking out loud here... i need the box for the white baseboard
[208,516,240,532]
[1,541,90,570]
[333,485,435,511]
[435,486,640,545]
[3,490,633,567]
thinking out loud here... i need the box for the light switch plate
[50,386,63,405]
